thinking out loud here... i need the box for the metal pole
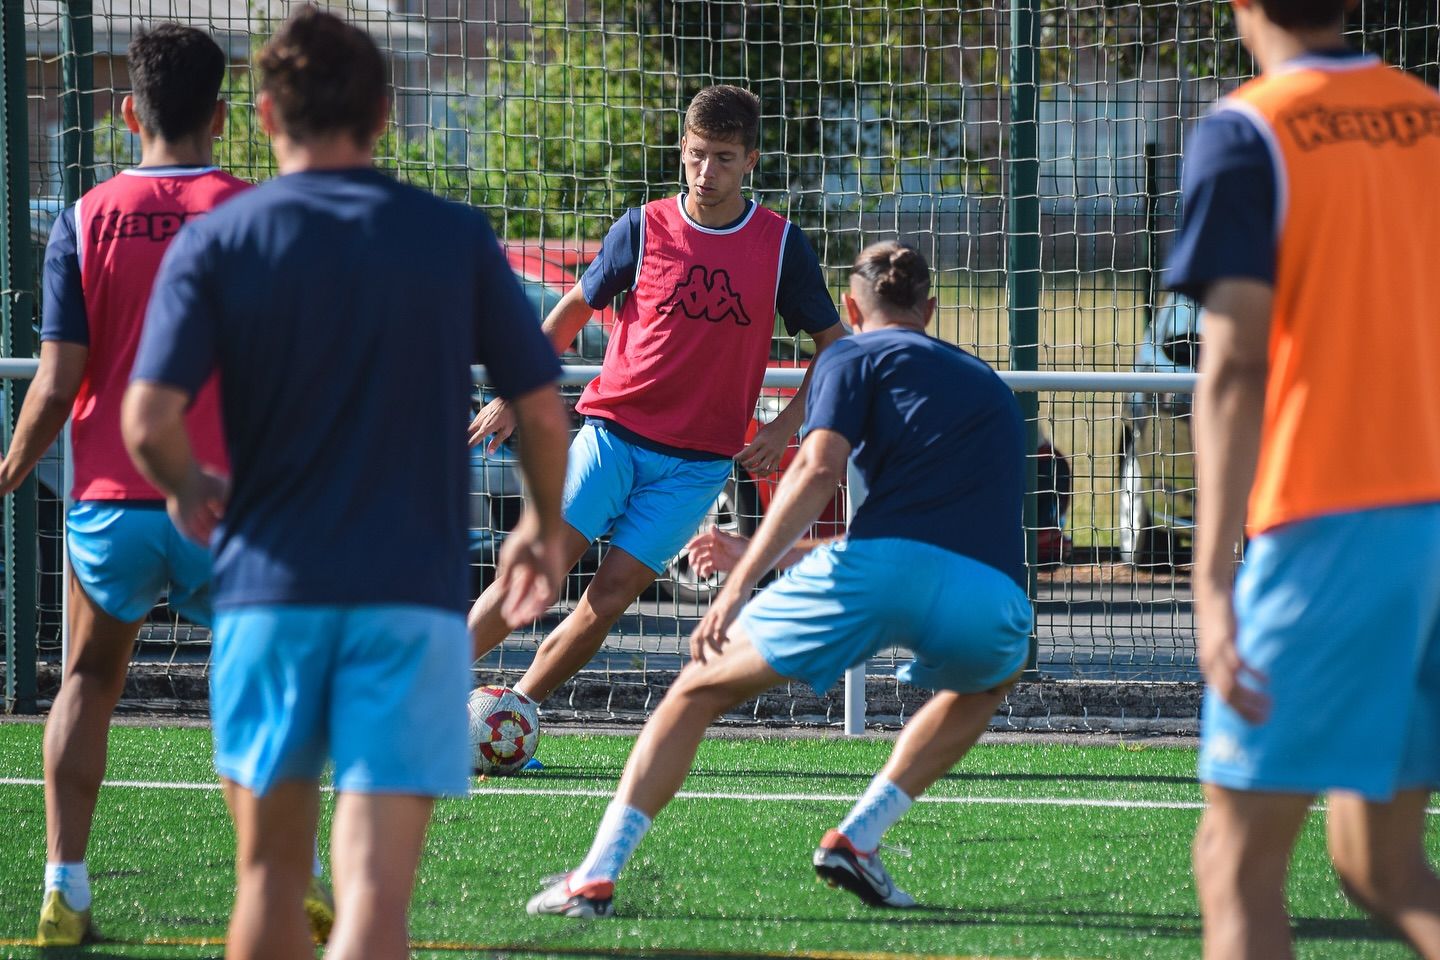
[60,0,95,202]
[1142,140,1158,329]
[1,0,39,713]
[842,462,868,735]
[59,2,93,681]
[1008,0,1042,677]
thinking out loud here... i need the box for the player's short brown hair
[257,5,387,145]
[1255,0,1348,30]
[683,85,761,151]
[127,24,226,141]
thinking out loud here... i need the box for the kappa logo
[89,209,200,244]
[659,265,753,326]
[1284,102,1440,151]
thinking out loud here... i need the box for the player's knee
[582,577,642,622]
[57,663,129,708]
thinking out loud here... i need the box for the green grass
[2,723,1432,959]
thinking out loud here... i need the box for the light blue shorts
[210,604,471,798]
[66,501,212,625]
[738,538,1032,695]
[1199,503,1440,801]
[563,422,733,573]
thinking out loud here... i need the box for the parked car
[1119,293,1200,566]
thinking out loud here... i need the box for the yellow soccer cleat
[36,889,94,947]
[304,876,335,944]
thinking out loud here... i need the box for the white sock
[570,801,652,886]
[44,861,91,911]
[837,776,913,853]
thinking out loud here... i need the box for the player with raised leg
[467,85,844,720]
[526,243,1032,916]
[0,24,339,945]
[1169,1,1440,956]
[122,10,569,959]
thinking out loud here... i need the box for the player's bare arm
[1193,277,1272,724]
[684,525,838,578]
[0,341,88,495]
[737,322,847,475]
[468,282,594,453]
[691,427,850,661]
[494,380,571,626]
[121,380,228,545]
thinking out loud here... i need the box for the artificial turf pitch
[0,723,1435,959]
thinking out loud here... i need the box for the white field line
[0,777,1436,814]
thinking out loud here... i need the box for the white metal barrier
[3,359,1200,727]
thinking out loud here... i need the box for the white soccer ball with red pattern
[467,685,540,775]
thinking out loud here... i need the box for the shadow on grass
[526,767,1197,789]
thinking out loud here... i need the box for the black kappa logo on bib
[658,265,753,326]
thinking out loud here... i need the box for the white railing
[3,359,1200,729]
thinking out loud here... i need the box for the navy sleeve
[40,207,88,346]
[777,226,840,336]
[579,209,642,309]
[1164,109,1278,303]
[801,340,870,446]
[471,212,561,400]
[132,224,218,398]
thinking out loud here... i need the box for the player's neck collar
[676,193,756,235]
[122,164,219,178]
[1274,48,1380,75]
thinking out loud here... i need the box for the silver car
[1118,293,1199,566]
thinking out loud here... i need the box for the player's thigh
[1201,504,1440,799]
[902,545,1033,694]
[1326,788,1434,892]
[61,569,142,695]
[210,606,338,796]
[330,605,470,798]
[65,502,170,625]
[735,539,897,696]
[1197,784,1312,876]
[609,455,731,574]
[560,423,637,544]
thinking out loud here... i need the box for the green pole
[60,0,95,202]
[1008,0,1042,677]
[1,0,38,713]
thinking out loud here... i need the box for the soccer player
[467,84,844,707]
[1166,1,1440,956]
[526,242,1032,917]
[121,10,569,960]
[0,24,307,946]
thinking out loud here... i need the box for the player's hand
[1196,587,1270,724]
[737,420,793,476]
[167,467,229,546]
[494,510,565,627]
[469,398,516,454]
[684,524,749,578]
[690,584,747,663]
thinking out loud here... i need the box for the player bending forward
[526,242,1032,917]
[467,84,843,710]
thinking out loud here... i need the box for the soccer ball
[467,685,540,775]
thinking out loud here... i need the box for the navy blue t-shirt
[1165,49,1369,302]
[579,198,840,337]
[804,329,1026,587]
[133,168,560,611]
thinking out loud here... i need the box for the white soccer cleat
[813,830,918,908]
[525,873,616,918]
